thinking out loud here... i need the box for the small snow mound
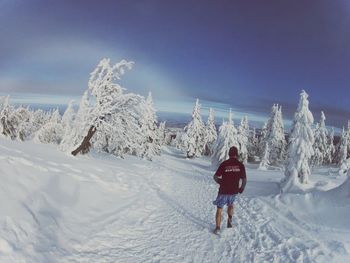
[0,238,13,254]
[326,172,350,200]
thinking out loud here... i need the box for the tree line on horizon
[175,90,350,191]
[0,58,349,192]
[0,58,166,161]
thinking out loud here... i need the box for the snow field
[0,138,349,262]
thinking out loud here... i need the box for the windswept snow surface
[0,138,349,263]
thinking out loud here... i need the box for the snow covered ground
[0,137,349,263]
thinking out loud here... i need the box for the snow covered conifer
[258,122,268,158]
[203,108,217,156]
[258,143,270,170]
[30,109,50,136]
[62,101,75,129]
[311,111,329,166]
[75,90,90,127]
[327,128,336,164]
[59,101,77,150]
[158,121,166,146]
[237,116,249,163]
[60,92,91,151]
[282,90,314,191]
[248,128,259,161]
[183,99,205,158]
[347,121,350,159]
[211,109,239,166]
[174,131,183,149]
[260,104,286,166]
[336,128,348,165]
[139,92,161,160]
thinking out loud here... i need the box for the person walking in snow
[213,146,247,234]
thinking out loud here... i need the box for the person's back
[212,146,247,234]
[216,158,246,195]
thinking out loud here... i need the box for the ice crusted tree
[164,132,173,146]
[211,109,239,166]
[327,128,336,164]
[258,122,268,158]
[174,131,184,149]
[71,58,143,156]
[248,128,259,161]
[282,90,314,192]
[60,92,90,151]
[203,108,217,156]
[158,121,166,146]
[183,99,205,158]
[60,101,76,149]
[336,128,348,165]
[34,109,63,144]
[30,109,51,137]
[139,92,161,160]
[347,121,350,159]
[0,96,16,139]
[11,106,33,141]
[258,143,270,170]
[62,100,75,129]
[237,116,249,163]
[311,111,329,166]
[260,104,286,167]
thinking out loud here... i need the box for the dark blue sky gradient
[0,0,350,127]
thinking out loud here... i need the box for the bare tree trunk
[71,125,97,156]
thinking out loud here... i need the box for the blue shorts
[213,194,237,208]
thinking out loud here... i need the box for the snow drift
[0,137,349,262]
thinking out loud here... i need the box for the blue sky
[0,0,350,128]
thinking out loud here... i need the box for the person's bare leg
[227,205,234,228]
[215,207,222,231]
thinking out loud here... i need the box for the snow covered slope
[0,138,349,262]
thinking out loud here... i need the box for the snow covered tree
[183,99,206,158]
[260,104,286,166]
[70,58,144,157]
[11,106,33,141]
[237,116,249,163]
[174,131,184,149]
[258,121,268,158]
[60,92,91,151]
[282,90,314,191]
[327,128,336,164]
[0,96,16,139]
[258,143,270,170]
[62,100,75,129]
[335,128,348,165]
[311,111,329,166]
[34,109,63,144]
[203,108,217,156]
[158,121,166,146]
[59,101,77,150]
[347,121,350,159]
[248,128,259,161]
[164,132,173,146]
[211,109,239,166]
[139,92,161,160]
[29,109,51,136]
